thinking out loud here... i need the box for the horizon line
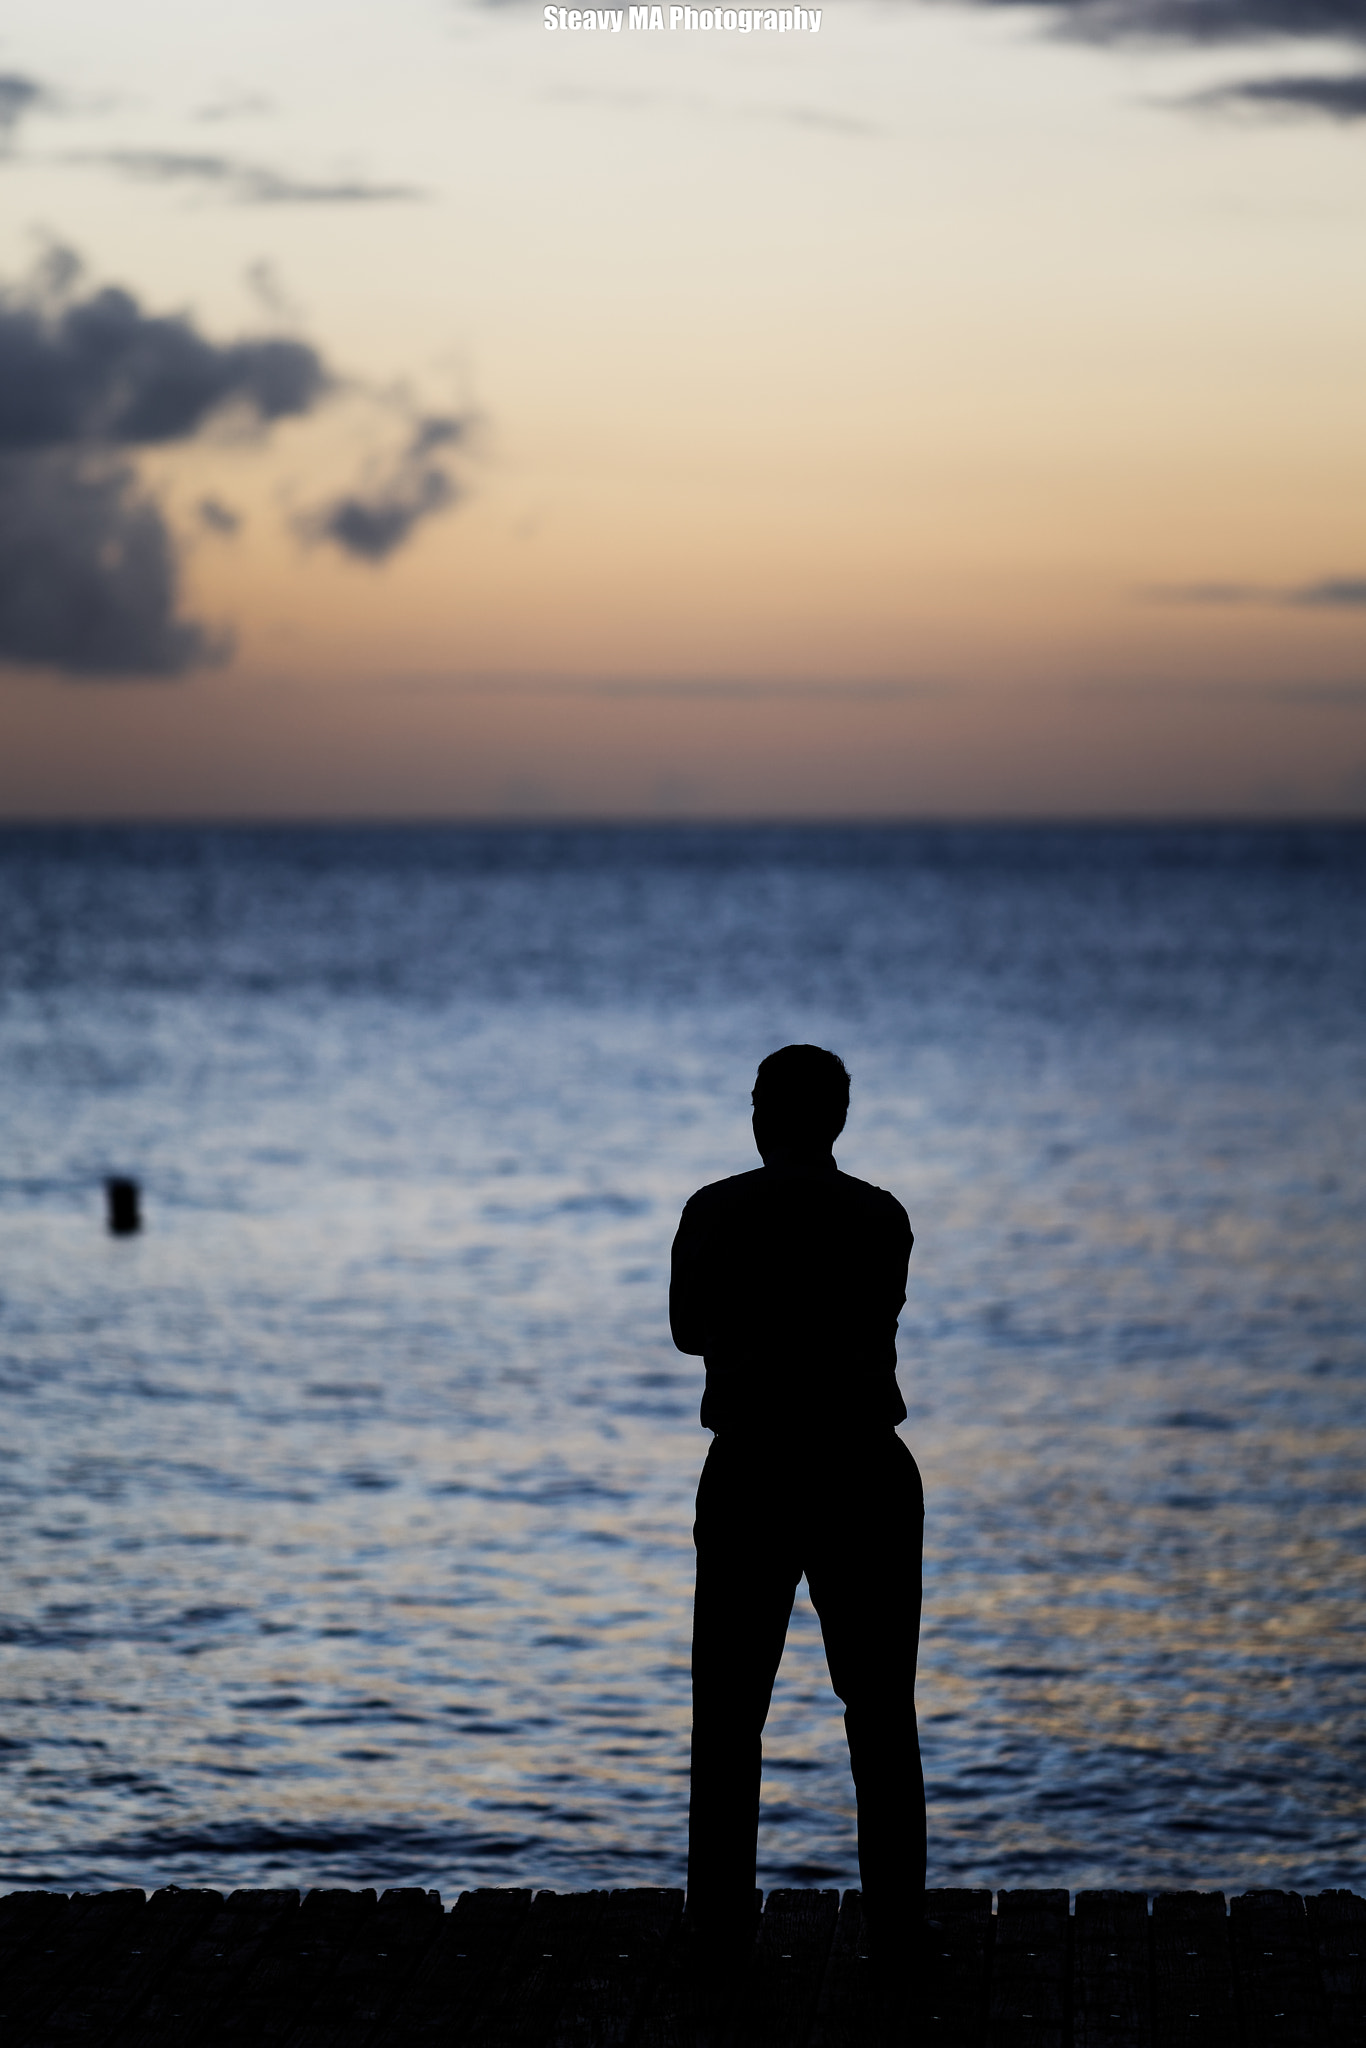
[2,813,1365,832]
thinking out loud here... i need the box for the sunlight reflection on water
[1,825,1363,1896]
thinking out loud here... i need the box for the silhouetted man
[670,1044,926,1989]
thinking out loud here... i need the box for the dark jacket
[669,1160,912,1435]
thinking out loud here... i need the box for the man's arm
[669,1195,711,1355]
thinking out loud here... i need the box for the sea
[1,823,1363,1901]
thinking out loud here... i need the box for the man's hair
[752,1044,850,1148]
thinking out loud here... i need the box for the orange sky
[2,0,1364,815]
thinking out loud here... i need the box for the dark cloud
[302,417,464,562]
[1198,68,1366,114]
[1292,576,1366,605]
[0,73,46,139]
[1142,577,1366,606]
[197,495,242,534]
[959,0,1366,121]
[0,265,328,450]
[68,149,426,205]
[0,453,227,675]
[983,0,1366,43]
[0,253,324,675]
[0,252,468,676]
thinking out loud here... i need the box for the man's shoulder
[832,1170,912,1232]
[680,1168,767,1217]
[681,1167,908,1227]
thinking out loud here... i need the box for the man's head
[751,1044,850,1163]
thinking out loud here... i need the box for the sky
[1,0,1364,818]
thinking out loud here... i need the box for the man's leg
[804,1432,926,1955]
[687,1437,800,1937]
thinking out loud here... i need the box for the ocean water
[1,823,1363,1900]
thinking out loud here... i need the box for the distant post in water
[106,1177,141,1235]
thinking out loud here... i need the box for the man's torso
[670,1163,912,1434]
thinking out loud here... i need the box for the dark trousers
[687,1427,926,1947]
